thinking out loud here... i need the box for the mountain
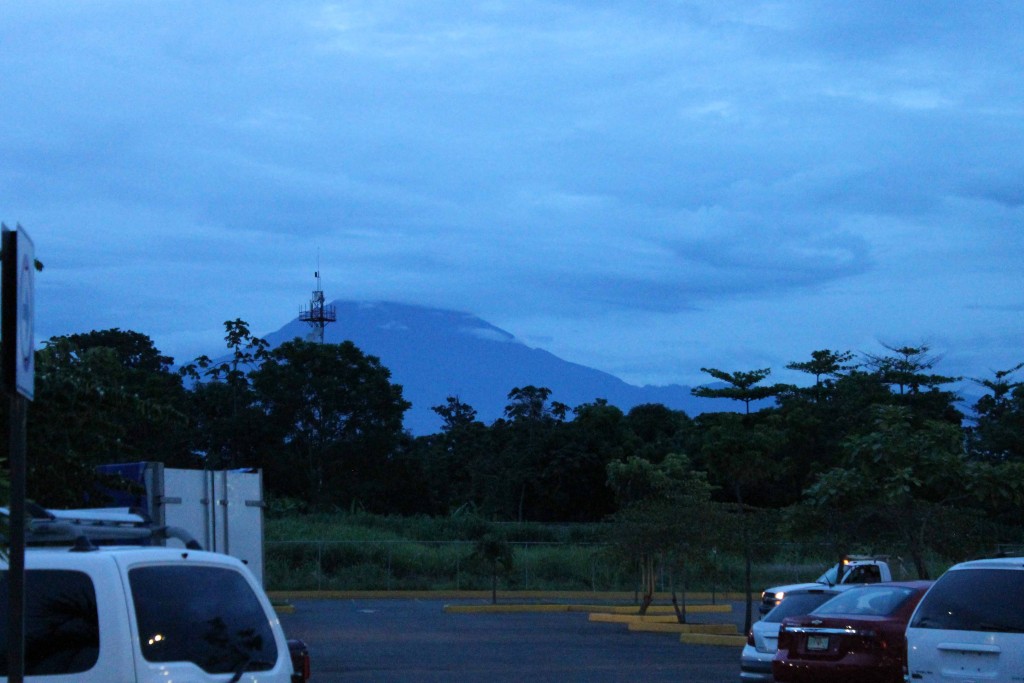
[262,300,729,435]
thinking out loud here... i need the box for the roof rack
[2,504,203,550]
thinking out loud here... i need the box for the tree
[433,396,478,433]
[968,363,1024,462]
[805,405,966,579]
[774,350,865,502]
[18,332,192,507]
[694,411,785,633]
[530,400,625,522]
[690,367,785,414]
[621,403,694,472]
[785,349,856,403]
[421,397,492,514]
[468,532,515,604]
[964,458,1024,529]
[249,339,410,509]
[183,320,271,470]
[863,344,962,423]
[606,452,716,618]
[66,328,175,373]
[504,386,569,422]
[185,319,270,385]
[484,386,568,521]
[864,344,956,397]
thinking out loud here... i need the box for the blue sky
[2,1,1022,389]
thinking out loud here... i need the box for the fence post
[317,541,323,591]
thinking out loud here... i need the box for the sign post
[2,223,35,683]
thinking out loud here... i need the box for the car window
[846,564,881,583]
[813,585,915,617]
[0,569,100,676]
[129,565,278,675]
[909,568,1024,632]
[765,592,839,623]
[816,565,839,584]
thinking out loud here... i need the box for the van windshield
[910,568,1024,632]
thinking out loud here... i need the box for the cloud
[2,1,1022,390]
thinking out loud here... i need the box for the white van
[1,506,309,682]
[904,556,1024,682]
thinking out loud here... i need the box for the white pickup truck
[759,556,892,616]
[1,507,310,683]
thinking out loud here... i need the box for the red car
[772,580,932,683]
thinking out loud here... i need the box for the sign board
[2,225,35,399]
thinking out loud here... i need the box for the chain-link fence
[267,540,629,592]
[265,540,923,593]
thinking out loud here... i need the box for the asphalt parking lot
[278,598,746,682]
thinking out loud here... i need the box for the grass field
[263,511,937,593]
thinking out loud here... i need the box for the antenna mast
[298,262,336,344]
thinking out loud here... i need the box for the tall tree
[250,339,410,509]
[621,403,694,471]
[66,328,175,373]
[421,396,492,514]
[864,344,956,396]
[606,452,717,618]
[863,344,962,423]
[775,350,862,501]
[486,386,568,520]
[18,332,191,506]
[785,349,856,403]
[534,400,625,521]
[689,366,787,632]
[433,396,478,433]
[183,320,270,470]
[968,363,1024,462]
[806,405,966,579]
[694,411,785,633]
[690,367,785,414]
[504,386,569,422]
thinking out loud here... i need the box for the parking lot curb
[444,604,579,614]
[679,632,747,647]
[443,602,734,615]
[588,611,730,625]
[628,622,738,635]
[272,602,296,614]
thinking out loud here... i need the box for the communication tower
[299,269,337,344]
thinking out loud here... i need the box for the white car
[905,556,1024,682]
[739,586,842,681]
[759,557,890,615]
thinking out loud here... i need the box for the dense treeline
[6,323,1024,569]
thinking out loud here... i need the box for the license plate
[806,635,829,651]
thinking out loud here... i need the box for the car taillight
[747,629,755,646]
[849,629,880,652]
[777,624,791,649]
[288,638,311,682]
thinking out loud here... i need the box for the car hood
[763,581,832,595]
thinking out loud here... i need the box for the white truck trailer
[96,462,267,586]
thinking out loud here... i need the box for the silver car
[740,586,843,681]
